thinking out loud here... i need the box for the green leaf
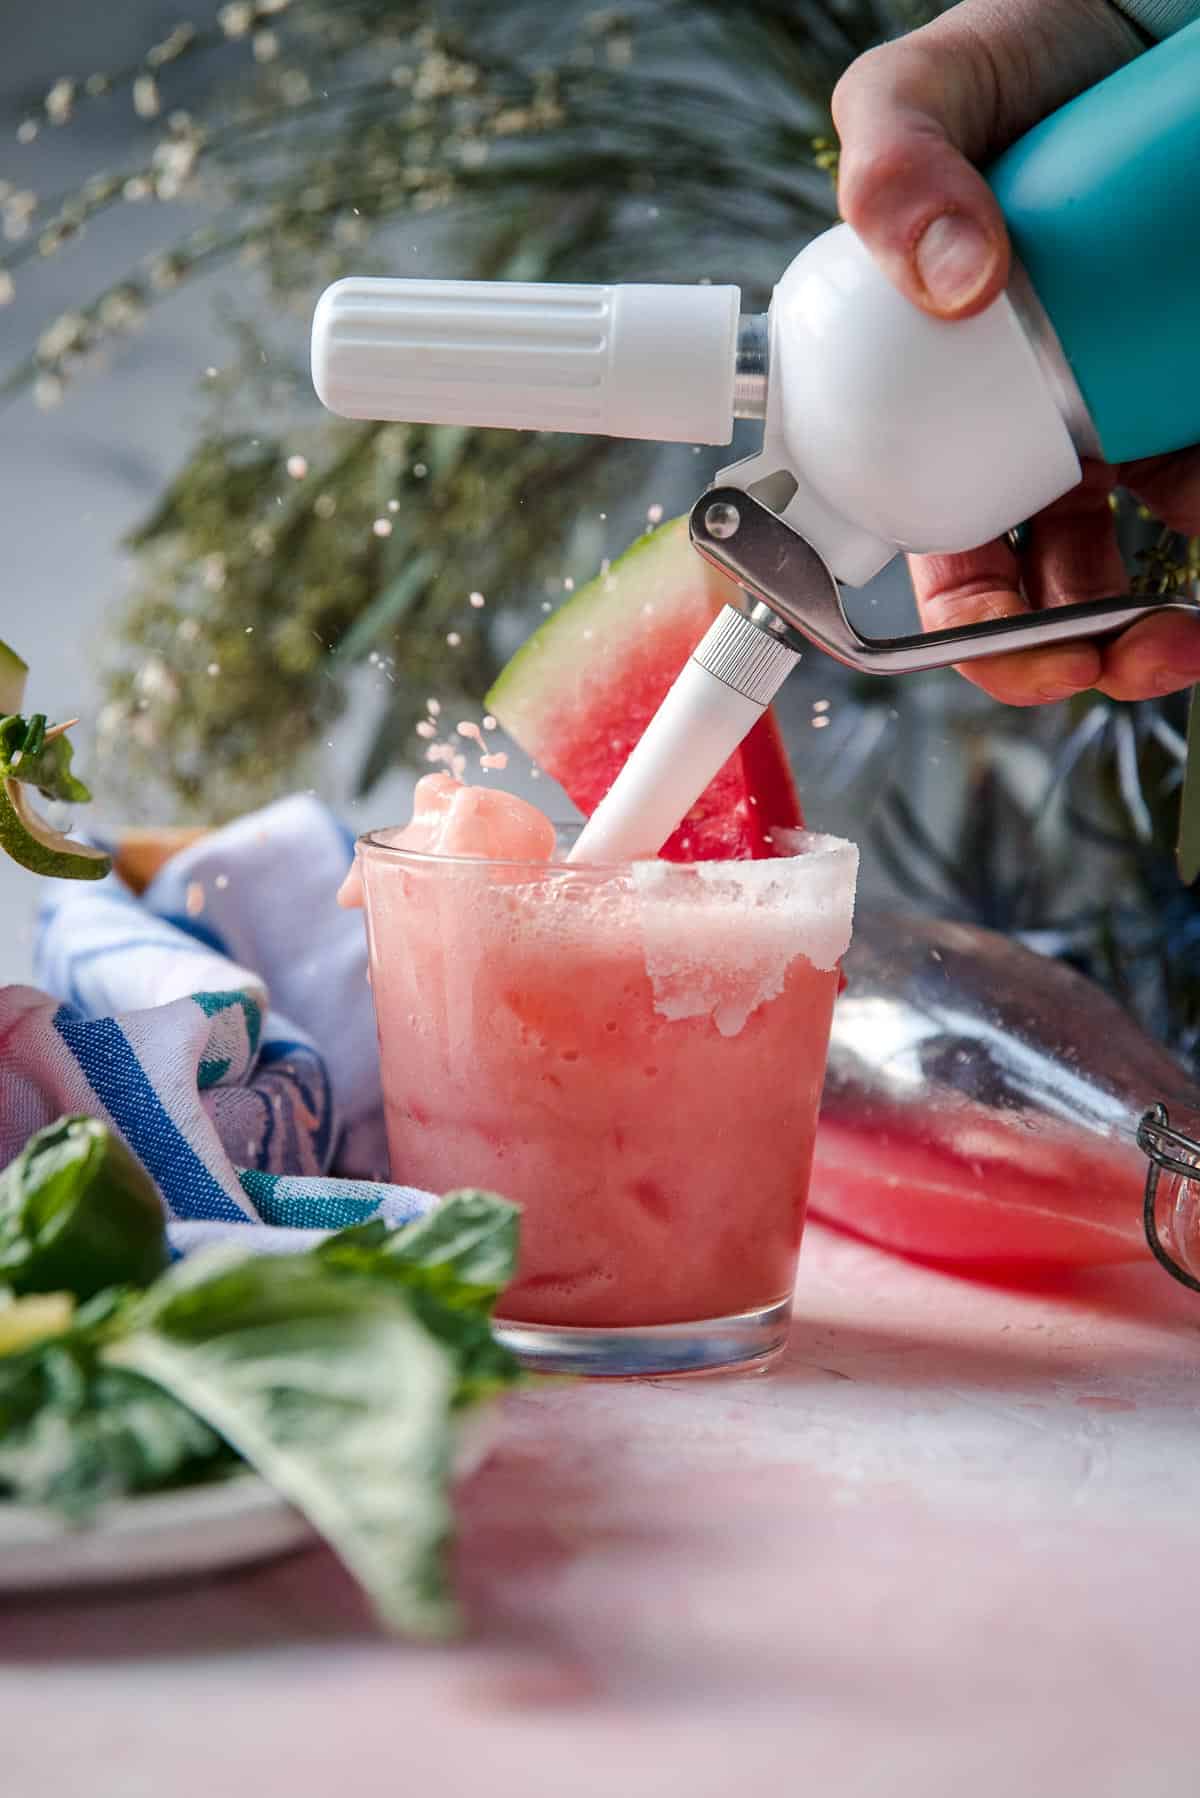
[23,731,92,806]
[1177,686,1200,885]
[0,1290,230,1515]
[21,714,46,762]
[0,1117,168,1301]
[321,1190,520,1303]
[425,424,472,481]
[0,1185,521,1631]
[108,1247,465,1636]
[0,716,92,806]
[0,1360,231,1516]
[319,1193,523,1407]
[337,551,436,661]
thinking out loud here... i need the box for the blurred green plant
[2,0,935,817]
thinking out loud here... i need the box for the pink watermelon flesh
[486,515,802,860]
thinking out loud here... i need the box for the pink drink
[350,776,858,1373]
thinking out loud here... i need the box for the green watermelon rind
[484,514,802,859]
[484,518,694,739]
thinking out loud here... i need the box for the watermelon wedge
[486,516,802,860]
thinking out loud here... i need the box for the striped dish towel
[1,795,436,1255]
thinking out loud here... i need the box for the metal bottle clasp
[689,486,1199,677]
[1137,1105,1200,1295]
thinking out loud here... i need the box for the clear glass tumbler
[356,827,858,1376]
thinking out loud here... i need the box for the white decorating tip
[569,607,800,864]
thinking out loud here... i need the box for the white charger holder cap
[311,276,741,444]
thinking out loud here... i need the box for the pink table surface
[2,1223,1197,1798]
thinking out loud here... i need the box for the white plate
[0,1407,499,1596]
[0,1474,313,1594]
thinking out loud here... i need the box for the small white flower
[133,75,161,120]
[44,79,76,126]
[219,2,253,38]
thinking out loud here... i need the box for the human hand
[831,0,1200,704]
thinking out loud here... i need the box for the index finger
[908,541,1102,705]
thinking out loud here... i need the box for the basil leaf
[317,1193,522,1405]
[0,1117,168,1300]
[0,1294,230,1515]
[0,1179,522,1634]
[320,1189,519,1304]
[109,1248,465,1636]
[0,1360,231,1515]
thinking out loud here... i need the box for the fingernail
[914,213,995,313]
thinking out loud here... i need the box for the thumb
[830,1,1137,320]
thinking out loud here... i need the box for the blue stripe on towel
[52,1006,248,1223]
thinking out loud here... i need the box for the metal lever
[1137,1105,1200,1294]
[689,486,1199,676]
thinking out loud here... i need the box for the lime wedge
[0,1292,75,1355]
[0,640,28,717]
[0,774,111,880]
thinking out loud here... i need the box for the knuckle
[837,138,923,218]
[919,584,1023,632]
[830,43,892,120]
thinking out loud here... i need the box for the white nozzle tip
[570,622,797,866]
[310,276,741,443]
